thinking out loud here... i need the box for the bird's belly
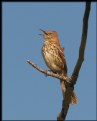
[43,51,62,72]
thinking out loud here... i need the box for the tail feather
[61,70,77,105]
[70,91,77,104]
[60,79,77,104]
[65,87,77,104]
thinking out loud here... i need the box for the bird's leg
[44,70,58,77]
[44,70,54,77]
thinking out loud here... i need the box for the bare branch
[27,60,68,81]
[72,2,91,80]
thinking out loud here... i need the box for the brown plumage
[40,29,77,104]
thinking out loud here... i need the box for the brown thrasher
[40,29,77,104]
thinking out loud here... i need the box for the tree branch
[57,2,91,121]
[72,2,91,80]
[27,60,69,81]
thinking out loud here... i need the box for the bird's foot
[44,70,58,77]
[44,70,53,77]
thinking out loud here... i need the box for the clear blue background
[2,2,96,120]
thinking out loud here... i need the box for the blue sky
[2,2,96,120]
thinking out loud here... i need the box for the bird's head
[39,29,60,46]
[40,29,58,39]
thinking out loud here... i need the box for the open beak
[40,29,48,35]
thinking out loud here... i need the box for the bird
[40,29,77,104]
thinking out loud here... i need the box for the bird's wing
[57,46,68,73]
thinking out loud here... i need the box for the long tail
[60,80,77,104]
[60,71,77,104]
